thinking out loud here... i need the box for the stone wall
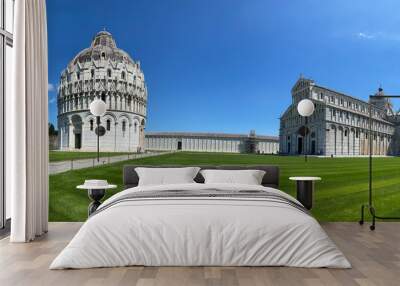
[49,135,59,150]
[145,132,279,154]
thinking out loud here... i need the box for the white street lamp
[89,99,107,162]
[297,99,315,117]
[89,99,107,117]
[297,99,315,161]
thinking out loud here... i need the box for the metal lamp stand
[96,116,100,162]
[304,117,308,162]
[359,94,400,230]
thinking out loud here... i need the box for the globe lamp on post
[89,99,107,162]
[297,99,315,162]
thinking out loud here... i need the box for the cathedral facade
[57,31,147,152]
[279,77,399,156]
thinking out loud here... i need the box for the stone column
[128,123,132,152]
[68,121,74,150]
[65,96,68,112]
[59,125,63,150]
[139,126,145,152]
[115,94,119,110]
[80,122,85,149]
[384,135,388,155]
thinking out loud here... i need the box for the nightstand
[77,180,117,216]
[289,177,321,210]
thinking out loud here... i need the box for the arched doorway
[297,137,303,154]
[310,132,316,155]
[71,115,82,149]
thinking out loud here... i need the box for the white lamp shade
[89,99,107,117]
[297,99,315,117]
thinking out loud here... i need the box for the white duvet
[50,183,351,269]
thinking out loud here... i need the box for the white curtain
[8,0,48,242]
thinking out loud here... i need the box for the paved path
[49,151,173,175]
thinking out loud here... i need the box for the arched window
[106,119,111,131]
[101,52,106,59]
[134,122,137,133]
[91,69,95,78]
[101,93,106,102]
[344,130,348,137]
[90,119,94,131]
[121,71,126,80]
[77,71,80,80]
[122,121,126,132]
[107,69,111,77]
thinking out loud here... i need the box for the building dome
[69,31,135,66]
[57,31,147,152]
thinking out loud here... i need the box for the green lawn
[49,151,132,162]
[49,152,400,222]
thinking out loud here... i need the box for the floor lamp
[297,99,315,162]
[359,94,400,230]
[89,99,107,162]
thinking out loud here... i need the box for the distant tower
[369,86,394,115]
[369,86,400,155]
[247,130,258,153]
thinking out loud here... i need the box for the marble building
[57,31,147,152]
[145,131,279,154]
[279,77,399,156]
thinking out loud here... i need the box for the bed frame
[123,165,280,189]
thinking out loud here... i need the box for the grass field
[49,151,132,162]
[49,152,400,222]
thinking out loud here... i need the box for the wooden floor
[0,222,399,286]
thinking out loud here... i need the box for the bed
[50,165,350,269]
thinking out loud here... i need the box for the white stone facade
[279,77,399,156]
[145,131,279,154]
[57,31,147,152]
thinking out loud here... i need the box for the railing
[49,151,174,175]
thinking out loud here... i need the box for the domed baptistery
[57,31,147,152]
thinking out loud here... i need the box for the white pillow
[135,167,200,186]
[200,169,266,185]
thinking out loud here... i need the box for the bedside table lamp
[297,99,315,162]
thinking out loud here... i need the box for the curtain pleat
[9,0,48,243]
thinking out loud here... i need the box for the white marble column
[68,122,74,150]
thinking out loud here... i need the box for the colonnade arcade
[58,111,145,152]
[328,124,392,156]
[58,90,146,116]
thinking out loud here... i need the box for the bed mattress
[50,183,350,269]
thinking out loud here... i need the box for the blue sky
[47,0,400,136]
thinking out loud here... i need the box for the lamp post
[297,99,315,162]
[359,94,400,230]
[89,99,107,162]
